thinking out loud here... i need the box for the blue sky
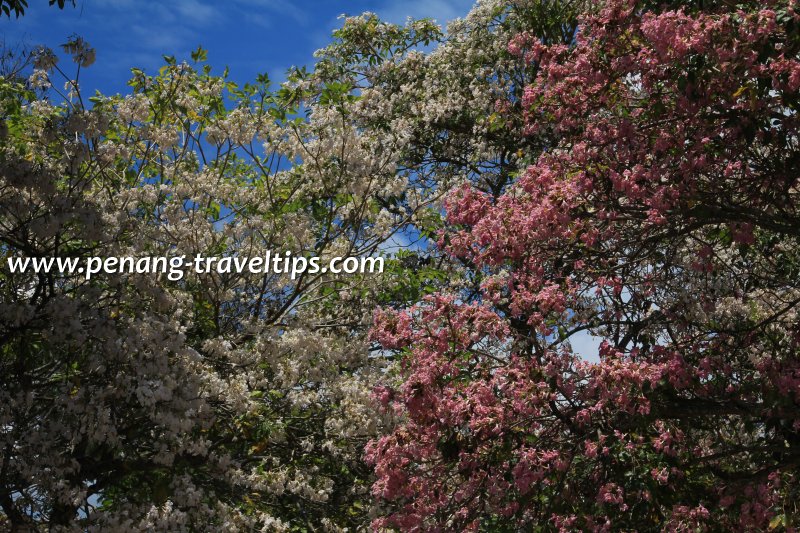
[2,0,475,96]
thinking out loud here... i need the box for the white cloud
[376,0,475,26]
[174,0,219,26]
[230,0,308,25]
[129,24,188,53]
[568,330,603,363]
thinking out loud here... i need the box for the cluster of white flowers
[28,68,50,89]
[116,94,151,123]
[0,24,446,527]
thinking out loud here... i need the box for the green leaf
[191,46,208,63]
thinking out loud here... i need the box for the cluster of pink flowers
[367,0,800,529]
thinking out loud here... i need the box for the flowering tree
[0,35,432,529]
[316,0,581,212]
[368,0,800,530]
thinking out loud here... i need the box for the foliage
[368,0,800,530]
[0,0,75,18]
[0,34,429,529]
[4,0,797,530]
